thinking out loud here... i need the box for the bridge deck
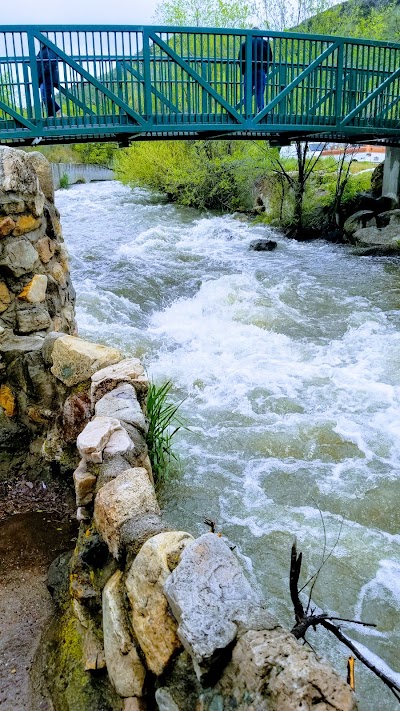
[1,26,400,146]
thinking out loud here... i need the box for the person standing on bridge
[238,30,273,113]
[36,42,60,117]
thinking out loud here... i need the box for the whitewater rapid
[58,180,400,710]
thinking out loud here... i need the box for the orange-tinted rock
[18,274,48,303]
[37,236,56,264]
[0,282,12,313]
[0,385,16,416]
[12,214,41,237]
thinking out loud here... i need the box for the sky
[1,0,160,26]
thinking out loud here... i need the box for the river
[57,180,400,710]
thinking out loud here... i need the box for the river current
[57,180,400,710]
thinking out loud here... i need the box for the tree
[271,141,325,238]
[327,145,357,231]
[258,0,336,31]
[154,0,256,29]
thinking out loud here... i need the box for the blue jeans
[244,69,266,113]
[40,81,60,117]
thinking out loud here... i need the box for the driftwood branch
[289,541,400,703]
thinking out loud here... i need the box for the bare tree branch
[289,540,400,703]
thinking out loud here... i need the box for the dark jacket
[238,37,273,75]
[36,46,59,86]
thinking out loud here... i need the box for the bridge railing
[1,26,400,143]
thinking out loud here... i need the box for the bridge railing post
[142,29,152,120]
[335,39,344,128]
[244,33,252,118]
[27,30,43,134]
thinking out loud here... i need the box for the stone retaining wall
[46,334,357,711]
[0,148,77,479]
[51,162,115,189]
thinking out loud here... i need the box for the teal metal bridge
[1,26,400,147]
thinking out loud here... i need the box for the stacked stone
[0,147,75,337]
[58,338,358,711]
[0,148,77,477]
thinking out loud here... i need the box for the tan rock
[12,214,41,237]
[50,334,122,386]
[26,151,54,202]
[37,236,56,263]
[125,531,193,676]
[91,357,148,405]
[0,216,15,237]
[77,416,122,463]
[103,570,146,697]
[0,384,15,416]
[83,626,106,671]
[51,260,67,284]
[0,282,11,313]
[94,468,160,559]
[209,629,357,711]
[73,460,97,506]
[18,274,47,303]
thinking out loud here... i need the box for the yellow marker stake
[347,656,355,691]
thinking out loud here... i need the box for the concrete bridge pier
[382,147,400,200]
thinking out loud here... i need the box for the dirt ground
[0,510,78,711]
[0,474,75,523]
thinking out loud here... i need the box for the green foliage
[116,139,272,212]
[300,0,399,41]
[154,0,256,28]
[146,381,187,487]
[23,142,117,167]
[59,173,69,189]
[71,142,117,167]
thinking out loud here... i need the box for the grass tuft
[145,380,187,487]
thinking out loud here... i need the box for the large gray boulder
[376,208,400,228]
[343,210,376,237]
[164,533,274,677]
[353,224,400,247]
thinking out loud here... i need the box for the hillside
[298,0,400,41]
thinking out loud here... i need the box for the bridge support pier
[382,147,400,200]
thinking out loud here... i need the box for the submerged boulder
[249,239,277,251]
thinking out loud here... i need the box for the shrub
[59,173,69,189]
